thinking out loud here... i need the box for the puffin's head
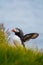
[11,28,20,33]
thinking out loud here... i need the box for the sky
[0,0,43,49]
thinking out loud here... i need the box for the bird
[11,28,39,48]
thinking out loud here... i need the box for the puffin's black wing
[23,33,39,42]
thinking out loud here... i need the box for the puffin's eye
[16,29,19,32]
[15,28,19,32]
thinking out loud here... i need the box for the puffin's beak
[11,29,15,32]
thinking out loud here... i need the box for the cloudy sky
[0,0,43,49]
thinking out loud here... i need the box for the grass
[0,30,43,65]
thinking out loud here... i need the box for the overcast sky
[0,0,43,49]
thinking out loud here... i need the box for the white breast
[13,35,23,47]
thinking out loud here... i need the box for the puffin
[11,28,39,48]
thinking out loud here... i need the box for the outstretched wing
[23,33,39,42]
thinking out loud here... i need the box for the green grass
[0,30,43,65]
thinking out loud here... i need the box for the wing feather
[23,33,39,42]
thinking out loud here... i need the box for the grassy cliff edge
[0,30,43,65]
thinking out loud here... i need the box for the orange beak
[11,29,15,32]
